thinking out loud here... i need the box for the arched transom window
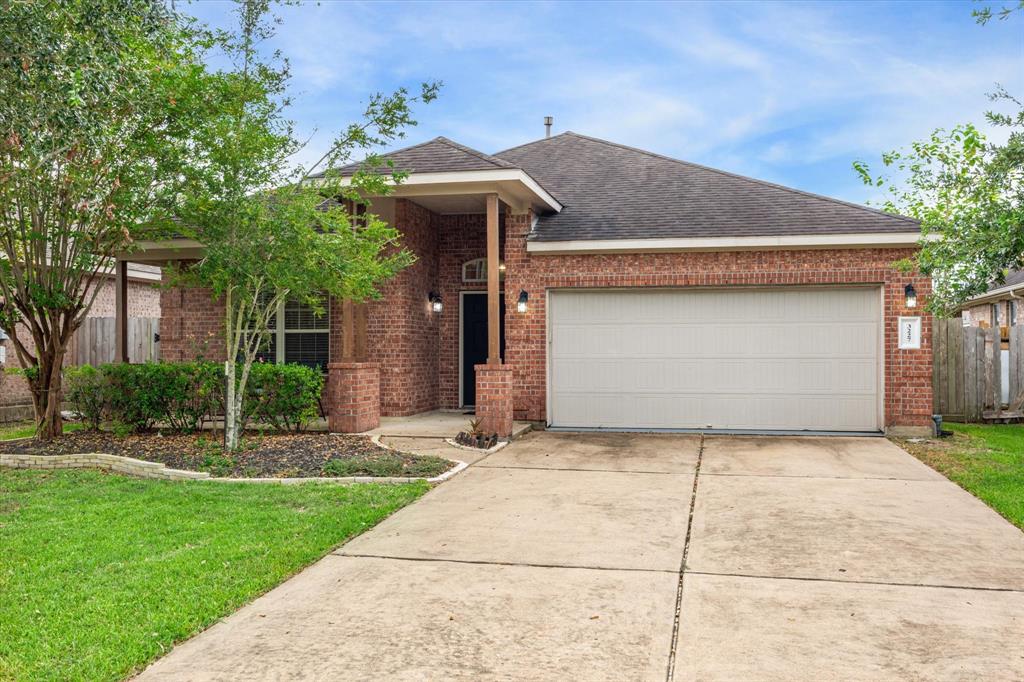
[462,258,504,283]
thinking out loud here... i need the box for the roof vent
[544,116,553,138]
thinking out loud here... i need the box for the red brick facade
[502,209,933,429]
[328,362,381,433]
[161,200,933,433]
[474,363,513,437]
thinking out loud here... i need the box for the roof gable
[494,132,919,241]
[314,136,517,177]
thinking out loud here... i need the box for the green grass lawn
[899,422,1024,530]
[0,470,428,681]
[0,420,84,441]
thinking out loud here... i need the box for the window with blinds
[251,294,330,371]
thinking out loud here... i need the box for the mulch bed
[0,431,455,479]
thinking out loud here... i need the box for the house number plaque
[898,316,921,350]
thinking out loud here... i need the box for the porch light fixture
[904,283,917,309]
[517,290,529,313]
[429,292,443,313]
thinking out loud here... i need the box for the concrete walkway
[139,433,1024,681]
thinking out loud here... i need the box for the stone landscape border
[1,440,469,485]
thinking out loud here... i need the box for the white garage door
[548,287,880,432]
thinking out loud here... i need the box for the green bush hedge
[64,361,323,434]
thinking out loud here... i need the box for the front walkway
[362,410,532,439]
[139,433,1024,681]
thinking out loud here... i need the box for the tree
[0,0,222,439]
[168,0,438,450]
[853,8,1024,314]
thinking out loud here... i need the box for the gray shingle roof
[311,136,517,178]
[493,132,919,241]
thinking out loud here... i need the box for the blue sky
[183,0,1023,205]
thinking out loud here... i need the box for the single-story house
[122,131,934,437]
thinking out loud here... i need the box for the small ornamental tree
[0,0,223,440]
[169,0,439,450]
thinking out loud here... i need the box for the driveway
[140,433,1024,681]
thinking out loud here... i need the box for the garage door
[548,288,880,432]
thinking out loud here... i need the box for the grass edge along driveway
[0,469,428,681]
[897,421,1024,531]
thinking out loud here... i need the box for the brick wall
[366,199,440,415]
[437,213,493,408]
[159,285,225,362]
[502,210,933,429]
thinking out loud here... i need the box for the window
[1011,300,1019,327]
[253,295,330,371]
[462,257,505,283]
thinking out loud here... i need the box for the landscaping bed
[0,430,454,479]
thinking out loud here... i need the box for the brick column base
[328,362,380,433]
[475,363,513,439]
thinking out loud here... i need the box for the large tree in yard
[169,0,438,451]
[854,9,1024,314]
[0,0,222,439]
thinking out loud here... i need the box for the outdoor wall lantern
[904,283,917,309]
[429,292,443,313]
[517,290,529,313]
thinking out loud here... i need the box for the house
[122,131,933,436]
[960,270,1024,332]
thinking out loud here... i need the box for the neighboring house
[960,270,1024,331]
[0,264,161,421]
[125,131,933,436]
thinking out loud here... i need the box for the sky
[182,0,1023,205]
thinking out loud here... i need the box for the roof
[1004,269,1024,288]
[492,132,919,241]
[311,136,518,178]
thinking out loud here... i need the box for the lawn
[0,469,428,681]
[897,422,1024,530]
[0,420,83,441]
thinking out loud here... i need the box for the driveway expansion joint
[665,432,704,682]
[331,551,678,574]
[683,569,1024,594]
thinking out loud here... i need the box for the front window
[253,294,330,371]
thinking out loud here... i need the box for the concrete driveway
[140,433,1024,681]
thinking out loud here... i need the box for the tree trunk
[33,345,66,442]
[224,360,238,451]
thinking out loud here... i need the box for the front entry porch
[360,410,532,439]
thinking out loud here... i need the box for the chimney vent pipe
[544,116,553,138]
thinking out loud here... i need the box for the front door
[461,292,505,407]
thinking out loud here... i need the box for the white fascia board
[321,169,563,212]
[963,281,1024,306]
[526,232,925,254]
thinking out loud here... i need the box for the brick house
[124,132,933,436]
[960,270,1023,331]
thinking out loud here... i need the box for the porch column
[475,194,514,439]
[328,362,380,433]
[486,193,501,365]
[114,259,128,363]
[341,299,355,360]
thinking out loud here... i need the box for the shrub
[244,363,323,432]
[101,362,165,431]
[97,361,223,433]
[160,362,222,433]
[64,365,107,430]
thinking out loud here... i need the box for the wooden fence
[933,317,1023,422]
[71,317,160,366]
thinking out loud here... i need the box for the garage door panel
[550,288,880,432]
